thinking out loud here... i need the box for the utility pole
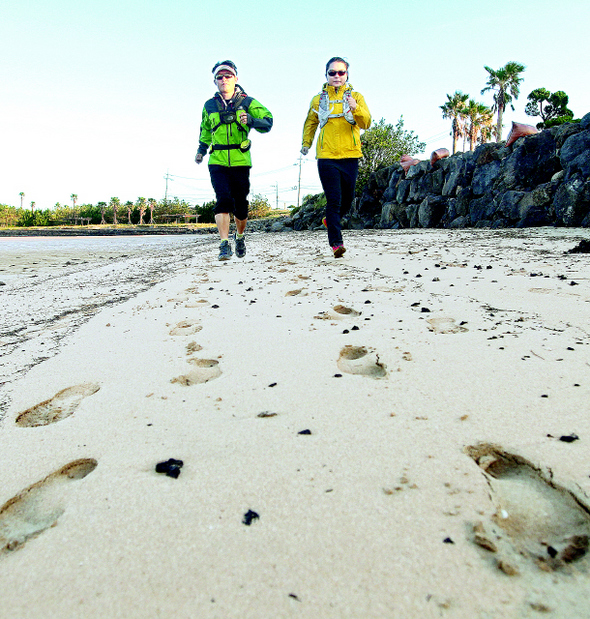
[273,182,279,209]
[296,155,303,208]
[164,170,172,204]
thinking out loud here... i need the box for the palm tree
[464,100,494,150]
[30,201,36,214]
[125,201,133,224]
[19,192,25,209]
[109,197,120,225]
[70,193,78,210]
[147,198,157,224]
[478,112,495,145]
[440,91,469,154]
[481,61,526,142]
[98,202,107,224]
[136,197,147,225]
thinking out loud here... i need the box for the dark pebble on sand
[351,325,359,330]
[342,329,349,334]
[334,373,342,378]
[547,546,558,558]
[242,510,260,525]
[155,458,184,478]
[559,434,579,443]
[268,382,277,387]
[421,307,431,313]
[298,429,312,435]
[443,537,455,544]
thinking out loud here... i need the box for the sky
[1,0,588,210]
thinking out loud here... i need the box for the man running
[196,60,273,260]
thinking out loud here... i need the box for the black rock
[559,434,579,443]
[567,240,590,254]
[243,509,260,525]
[155,458,184,478]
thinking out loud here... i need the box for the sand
[1,228,590,619]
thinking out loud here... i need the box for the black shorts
[208,165,250,220]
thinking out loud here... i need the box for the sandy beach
[1,228,590,619]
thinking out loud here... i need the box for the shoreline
[0,224,218,237]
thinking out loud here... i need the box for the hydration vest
[316,85,356,128]
[210,87,253,153]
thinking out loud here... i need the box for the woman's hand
[346,93,357,112]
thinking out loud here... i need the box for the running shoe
[332,244,346,258]
[218,240,233,261]
[234,233,246,258]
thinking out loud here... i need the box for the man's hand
[239,111,248,125]
[300,146,309,156]
[195,153,203,164]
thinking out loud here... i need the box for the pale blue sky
[2,0,588,209]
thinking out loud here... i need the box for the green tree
[19,192,25,209]
[70,193,78,211]
[481,61,526,141]
[524,88,574,129]
[464,100,494,150]
[249,194,272,219]
[195,200,216,224]
[357,117,425,194]
[440,91,469,154]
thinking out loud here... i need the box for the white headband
[214,64,237,78]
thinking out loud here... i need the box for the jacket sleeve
[352,92,371,130]
[246,99,273,133]
[197,106,212,156]
[302,96,319,148]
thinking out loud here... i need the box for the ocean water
[0,233,202,256]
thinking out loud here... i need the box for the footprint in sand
[169,320,202,336]
[0,459,97,555]
[186,341,203,355]
[171,359,222,386]
[426,317,468,334]
[15,383,100,427]
[466,443,590,572]
[337,345,387,378]
[315,305,361,320]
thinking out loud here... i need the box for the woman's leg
[318,159,343,247]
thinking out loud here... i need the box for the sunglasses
[216,73,234,80]
[327,70,347,77]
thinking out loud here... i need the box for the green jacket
[197,86,273,167]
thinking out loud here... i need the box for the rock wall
[357,112,590,229]
[284,112,590,232]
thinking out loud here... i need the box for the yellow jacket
[302,83,371,159]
